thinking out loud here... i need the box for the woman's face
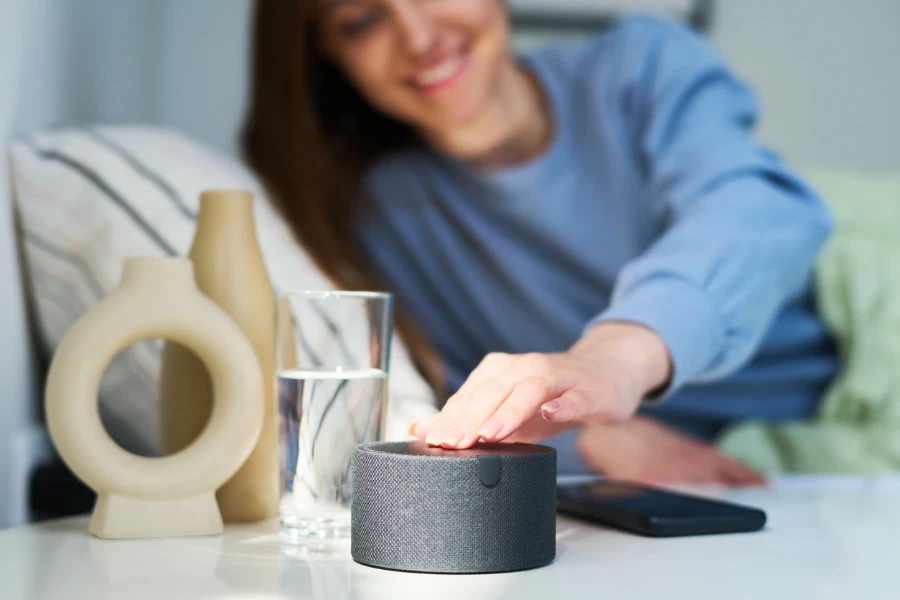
[318,0,511,132]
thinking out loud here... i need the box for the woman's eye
[339,10,383,37]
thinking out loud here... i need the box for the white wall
[156,0,254,155]
[15,0,895,170]
[13,0,161,135]
[145,0,899,170]
[712,0,900,171]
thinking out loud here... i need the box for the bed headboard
[511,0,712,30]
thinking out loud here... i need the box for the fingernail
[477,417,505,440]
[442,428,465,447]
[541,400,563,414]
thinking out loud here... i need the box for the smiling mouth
[409,49,469,94]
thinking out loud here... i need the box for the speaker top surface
[358,440,555,458]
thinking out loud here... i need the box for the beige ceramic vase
[159,190,278,523]
[45,258,264,539]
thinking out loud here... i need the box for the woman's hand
[576,417,766,486]
[410,322,672,449]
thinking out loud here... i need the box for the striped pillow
[9,125,436,455]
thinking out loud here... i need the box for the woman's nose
[392,0,438,57]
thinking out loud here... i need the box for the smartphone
[556,480,767,537]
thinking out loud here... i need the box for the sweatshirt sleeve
[587,17,832,398]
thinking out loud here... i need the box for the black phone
[556,480,767,537]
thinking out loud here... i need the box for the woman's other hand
[576,417,766,487]
[409,322,671,448]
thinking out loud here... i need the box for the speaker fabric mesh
[351,441,557,574]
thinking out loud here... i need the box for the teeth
[416,56,462,87]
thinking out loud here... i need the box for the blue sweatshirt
[356,15,838,473]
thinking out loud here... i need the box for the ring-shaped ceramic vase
[45,258,264,539]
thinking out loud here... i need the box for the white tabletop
[3,476,899,600]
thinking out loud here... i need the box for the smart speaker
[351,441,557,574]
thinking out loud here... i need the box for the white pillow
[9,125,436,454]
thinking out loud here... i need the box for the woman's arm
[412,17,832,449]
[590,18,832,395]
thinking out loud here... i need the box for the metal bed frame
[511,0,714,32]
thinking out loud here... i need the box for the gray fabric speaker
[351,441,557,574]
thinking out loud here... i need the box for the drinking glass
[275,291,392,542]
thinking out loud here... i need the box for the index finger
[415,353,514,441]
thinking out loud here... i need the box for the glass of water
[275,291,392,542]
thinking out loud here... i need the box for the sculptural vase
[45,258,264,539]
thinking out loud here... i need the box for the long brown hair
[241,0,442,391]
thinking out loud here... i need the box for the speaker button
[477,454,501,487]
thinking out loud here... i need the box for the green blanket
[719,169,900,473]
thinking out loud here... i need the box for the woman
[242,0,838,485]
